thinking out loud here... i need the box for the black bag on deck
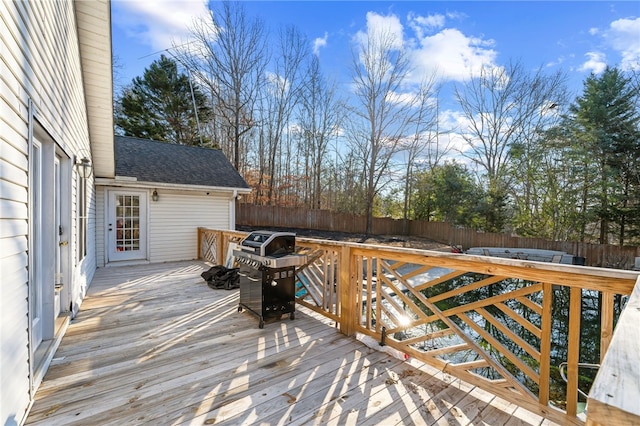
[201,265,239,290]
[201,265,226,282]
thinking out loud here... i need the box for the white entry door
[107,190,148,262]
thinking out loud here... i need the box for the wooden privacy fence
[198,227,640,426]
[236,204,640,269]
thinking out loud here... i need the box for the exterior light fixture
[152,190,159,202]
[75,156,92,179]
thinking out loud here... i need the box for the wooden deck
[26,261,560,425]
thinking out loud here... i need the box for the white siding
[0,1,104,424]
[0,251,29,425]
[149,191,231,263]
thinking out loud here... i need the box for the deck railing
[197,228,640,425]
[586,278,640,425]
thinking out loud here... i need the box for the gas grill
[234,231,307,328]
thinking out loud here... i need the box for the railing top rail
[301,236,639,293]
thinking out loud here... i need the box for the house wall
[150,191,231,263]
[96,187,233,266]
[0,1,100,424]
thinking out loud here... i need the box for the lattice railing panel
[294,244,340,321]
[353,252,557,409]
[199,230,218,264]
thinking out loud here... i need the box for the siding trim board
[95,177,252,195]
[27,98,35,403]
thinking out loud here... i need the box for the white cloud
[407,12,445,39]
[445,11,466,22]
[387,90,418,106]
[439,110,472,149]
[579,51,607,74]
[546,56,566,68]
[313,32,329,56]
[351,10,497,86]
[112,0,210,52]
[605,17,640,71]
[410,28,497,82]
[401,10,497,83]
[265,71,289,95]
[354,12,404,51]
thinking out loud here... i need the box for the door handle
[59,241,69,247]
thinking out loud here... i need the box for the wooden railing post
[600,291,614,362]
[197,227,204,260]
[538,282,553,406]
[566,286,582,417]
[216,230,224,265]
[339,245,356,336]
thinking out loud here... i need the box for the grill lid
[240,231,296,257]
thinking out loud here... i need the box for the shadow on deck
[26,261,558,425]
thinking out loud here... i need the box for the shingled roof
[115,136,249,189]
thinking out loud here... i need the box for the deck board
[26,261,559,426]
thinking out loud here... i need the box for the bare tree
[454,60,567,231]
[297,56,344,209]
[178,1,268,171]
[258,25,308,204]
[397,78,442,229]
[348,25,424,234]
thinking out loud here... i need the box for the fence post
[339,245,356,336]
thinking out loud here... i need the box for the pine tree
[569,67,640,244]
[115,55,213,146]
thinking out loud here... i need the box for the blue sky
[112,1,639,89]
[111,1,639,157]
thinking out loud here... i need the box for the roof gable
[115,136,249,189]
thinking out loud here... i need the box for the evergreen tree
[568,67,640,244]
[412,162,484,228]
[115,55,213,146]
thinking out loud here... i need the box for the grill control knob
[271,280,277,287]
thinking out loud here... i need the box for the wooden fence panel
[236,204,640,269]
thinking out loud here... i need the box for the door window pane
[116,195,141,252]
